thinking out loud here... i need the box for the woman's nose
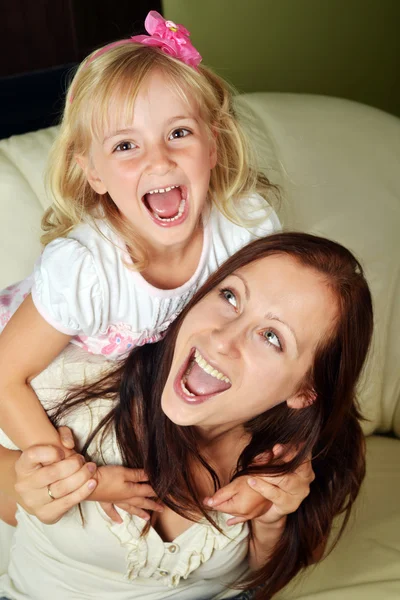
[146,143,175,176]
[210,321,243,359]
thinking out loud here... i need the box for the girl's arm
[0,442,97,524]
[249,515,287,570]
[0,295,72,449]
[204,445,314,526]
[0,426,162,526]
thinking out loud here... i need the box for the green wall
[163,0,400,117]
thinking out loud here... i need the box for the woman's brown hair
[52,232,373,599]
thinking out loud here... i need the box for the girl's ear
[286,389,317,410]
[75,154,107,195]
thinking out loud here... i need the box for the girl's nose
[210,321,243,359]
[146,144,175,176]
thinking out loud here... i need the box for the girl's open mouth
[174,348,232,405]
[142,185,189,227]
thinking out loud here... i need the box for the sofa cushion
[0,127,57,288]
[276,435,400,599]
[1,94,399,434]
[238,93,400,436]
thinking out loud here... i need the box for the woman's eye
[114,141,136,152]
[169,128,191,140]
[220,288,237,309]
[263,330,282,350]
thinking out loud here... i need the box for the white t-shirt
[0,347,250,600]
[0,197,280,358]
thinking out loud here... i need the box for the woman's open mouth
[142,185,189,227]
[174,348,232,405]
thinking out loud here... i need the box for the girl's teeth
[148,185,176,194]
[154,198,185,222]
[194,349,230,383]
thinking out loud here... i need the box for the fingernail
[248,478,257,487]
[87,463,96,473]
[206,498,214,506]
[143,514,150,521]
[87,480,96,490]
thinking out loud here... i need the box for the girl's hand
[95,466,164,524]
[14,440,97,525]
[204,445,314,526]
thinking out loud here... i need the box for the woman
[0,232,373,600]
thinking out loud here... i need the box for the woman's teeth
[194,349,231,383]
[181,380,195,397]
[153,198,185,222]
[180,350,231,398]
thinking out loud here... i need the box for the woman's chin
[161,391,200,427]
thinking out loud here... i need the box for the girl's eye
[114,141,136,152]
[169,128,191,140]
[220,288,238,309]
[263,330,282,351]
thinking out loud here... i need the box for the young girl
[0,12,280,519]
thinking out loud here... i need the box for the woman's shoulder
[31,346,118,456]
[31,345,115,411]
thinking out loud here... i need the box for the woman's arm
[0,295,72,449]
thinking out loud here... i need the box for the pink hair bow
[71,11,202,101]
[130,10,202,68]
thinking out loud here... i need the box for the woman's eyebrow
[231,272,250,299]
[232,271,299,352]
[264,312,299,353]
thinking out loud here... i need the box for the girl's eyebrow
[166,115,198,124]
[102,128,135,144]
[102,116,198,144]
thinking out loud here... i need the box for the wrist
[85,466,104,501]
[249,516,286,570]
[253,514,287,530]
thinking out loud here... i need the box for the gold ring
[47,485,55,500]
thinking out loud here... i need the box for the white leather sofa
[0,93,399,598]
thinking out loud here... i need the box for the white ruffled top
[0,347,250,600]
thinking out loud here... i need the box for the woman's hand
[204,445,314,526]
[94,466,164,524]
[14,428,98,525]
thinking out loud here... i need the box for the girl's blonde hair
[43,43,277,268]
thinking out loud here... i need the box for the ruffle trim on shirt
[74,319,176,359]
[108,510,246,588]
